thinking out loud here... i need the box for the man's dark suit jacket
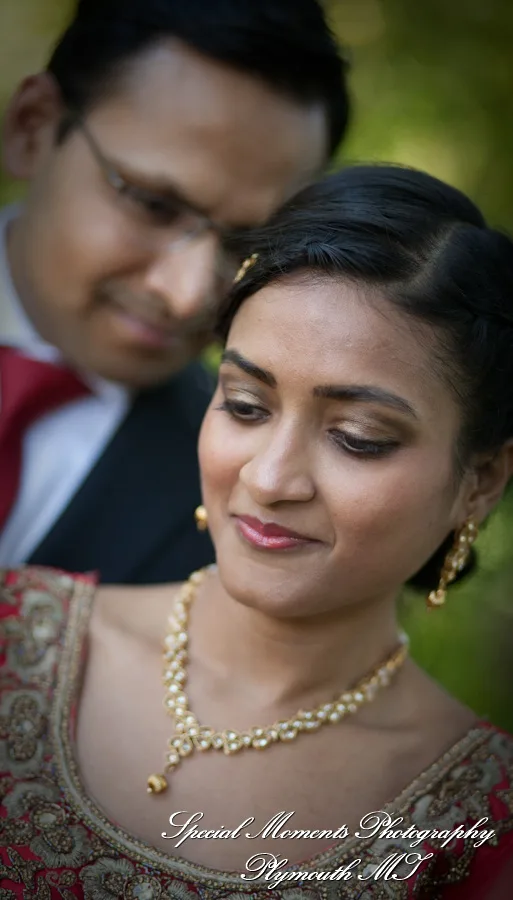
[28,362,215,583]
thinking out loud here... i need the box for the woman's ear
[462,440,513,523]
[2,73,63,179]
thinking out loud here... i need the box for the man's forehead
[85,43,327,226]
[114,39,326,133]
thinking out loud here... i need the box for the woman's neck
[188,568,403,711]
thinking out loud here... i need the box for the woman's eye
[330,430,398,458]
[217,399,268,421]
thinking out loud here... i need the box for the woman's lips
[234,515,317,551]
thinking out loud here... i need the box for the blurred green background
[1,0,512,728]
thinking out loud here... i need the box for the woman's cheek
[198,407,242,503]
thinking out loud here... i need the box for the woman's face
[199,276,471,617]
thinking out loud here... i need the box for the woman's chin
[214,554,322,619]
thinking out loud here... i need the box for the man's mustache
[94,281,220,335]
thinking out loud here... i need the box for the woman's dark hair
[47,0,349,158]
[218,164,513,590]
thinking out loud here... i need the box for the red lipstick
[235,515,316,551]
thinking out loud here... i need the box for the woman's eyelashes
[328,429,399,458]
[217,397,400,459]
[216,397,269,421]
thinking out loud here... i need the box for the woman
[1,165,513,899]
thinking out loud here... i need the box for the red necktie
[0,347,91,530]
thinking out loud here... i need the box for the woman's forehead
[227,278,441,396]
[226,278,468,446]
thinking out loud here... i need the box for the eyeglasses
[69,113,242,274]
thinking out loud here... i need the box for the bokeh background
[1,0,512,727]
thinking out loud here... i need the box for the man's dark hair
[47,0,349,158]
[218,164,513,592]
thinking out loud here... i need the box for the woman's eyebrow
[221,349,277,388]
[313,384,419,419]
[220,350,418,419]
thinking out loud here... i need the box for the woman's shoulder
[0,564,97,622]
[443,703,513,778]
[406,722,513,898]
[456,720,513,804]
[0,566,179,662]
[405,662,513,787]
[472,719,513,751]
[462,719,513,792]
[93,579,180,646]
[0,565,97,677]
[407,719,513,816]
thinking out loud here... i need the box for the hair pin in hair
[233,253,259,284]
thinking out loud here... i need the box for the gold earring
[427,517,478,608]
[233,253,258,284]
[194,505,208,531]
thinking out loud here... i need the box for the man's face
[3,41,327,386]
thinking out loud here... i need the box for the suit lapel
[29,363,213,581]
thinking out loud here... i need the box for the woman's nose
[239,429,316,505]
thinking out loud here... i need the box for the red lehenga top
[1,566,513,900]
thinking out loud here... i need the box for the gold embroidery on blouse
[1,567,513,900]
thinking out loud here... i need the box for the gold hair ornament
[233,252,259,284]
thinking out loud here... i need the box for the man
[0,0,349,582]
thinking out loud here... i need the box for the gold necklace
[147,567,409,794]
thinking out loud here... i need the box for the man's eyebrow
[113,162,214,217]
[313,384,419,419]
[109,161,255,231]
[220,349,277,388]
